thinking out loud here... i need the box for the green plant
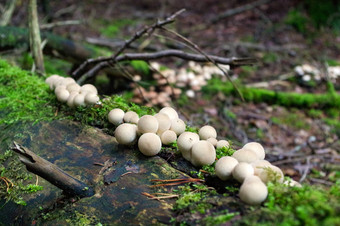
[285,8,309,34]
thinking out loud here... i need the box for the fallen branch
[40,20,82,29]
[10,142,94,198]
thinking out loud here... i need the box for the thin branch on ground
[40,20,82,29]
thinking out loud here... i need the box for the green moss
[271,112,311,130]
[130,60,150,76]
[203,210,239,225]
[98,19,136,38]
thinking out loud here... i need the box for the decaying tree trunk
[11,141,94,198]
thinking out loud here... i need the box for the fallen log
[10,141,94,198]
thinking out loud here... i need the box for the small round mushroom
[58,77,76,87]
[137,115,159,134]
[54,85,67,95]
[257,165,284,184]
[160,130,177,145]
[198,125,217,140]
[85,93,99,105]
[170,118,186,136]
[45,74,61,85]
[66,83,81,93]
[66,91,79,108]
[124,111,139,124]
[115,123,137,145]
[243,142,265,160]
[232,149,259,163]
[232,162,254,183]
[80,84,98,95]
[191,140,216,167]
[49,76,64,90]
[251,160,271,176]
[138,133,162,156]
[108,108,125,126]
[55,89,70,103]
[283,179,302,188]
[159,106,178,121]
[207,137,218,147]
[216,140,230,149]
[177,132,200,161]
[154,113,171,134]
[215,156,239,181]
[73,94,86,107]
[239,176,268,205]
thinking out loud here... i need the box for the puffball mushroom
[160,130,177,145]
[232,149,259,163]
[137,115,159,134]
[239,176,268,205]
[66,83,81,93]
[243,142,265,160]
[232,162,254,183]
[73,94,86,107]
[154,113,171,134]
[257,165,284,184]
[54,85,67,95]
[190,140,216,167]
[207,137,218,147]
[251,160,271,175]
[177,132,200,161]
[170,118,186,136]
[55,89,70,103]
[159,106,179,121]
[124,111,139,124]
[215,156,239,181]
[58,77,76,87]
[85,93,99,105]
[284,179,302,188]
[108,108,125,126]
[216,140,230,149]
[138,133,162,156]
[66,91,79,108]
[115,123,137,145]
[198,125,217,140]
[80,84,98,95]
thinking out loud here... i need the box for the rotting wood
[10,141,94,198]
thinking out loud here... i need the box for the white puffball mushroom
[108,108,125,126]
[124,111,139,124]
[251,160,272,175]
[50,76,64,90]
[239,177,268,205]
[160,130,177,145]
[207,137,218,147]
[66,83,81,93]
[191,140,216,167]
[80,84,98,95]
[243,142,266,160]
[284,179,302,188]
[66,91,79,108]
[115,123,137,145]
[198,125,217,140]
[55,89,70,103]
[73,94,86,107]
[177,132,200,161]
[138,133,162,156]
[154,113,171,134]
[215,156,239,181]
[45,74,60,85]
[216,140,230,149]
[257,165,284,184]
[58,77,76,87]
[170,118,186,136]
[232,149,259,163]
[137,115,159,134]
[232,162,254,183]
[159,106,179,121]
[85,93,99,105]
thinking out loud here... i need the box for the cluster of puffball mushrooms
[45,75,100,107]
[44,75,301,206]
[108,106,301,205]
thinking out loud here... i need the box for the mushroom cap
[243,142,265,160]
[154,113,171,134]
[58,77,76,87]
[232,149,259,163]
[138,133,162,156]
[124,111,139,124]
[215,156,239,181]
[108,108,125,126]
[207,137,218,147]
[66,91,79,108]
[85,93,99,105]
[198,125,217,140]
[115,123,137,145]
[137,115,159,134]
[243,175,263,184]
[73,94,86,107]
[159,106,179,121]
[239,178,268,205]
[232,162,254,183]
[55,89,70,103]
[177,132,200,161]
[45,74,61,85]
[49,76,64,90]
[257,165,284,184]
[54,85,67,95]
[191,140,216,167]
[160,130,177,145]
[251,160,271,175]
[80,84,98,95]
[170,118,186,136]
[66,83,81,93]
[216,140,230,149]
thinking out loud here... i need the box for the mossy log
[204,79,340,109]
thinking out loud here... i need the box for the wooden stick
[10,142,94,198]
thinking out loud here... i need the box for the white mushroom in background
[198,125,217,140]
[216,140,230,149]
[159,106,179,121]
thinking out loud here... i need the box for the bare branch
[40,20,81,29]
